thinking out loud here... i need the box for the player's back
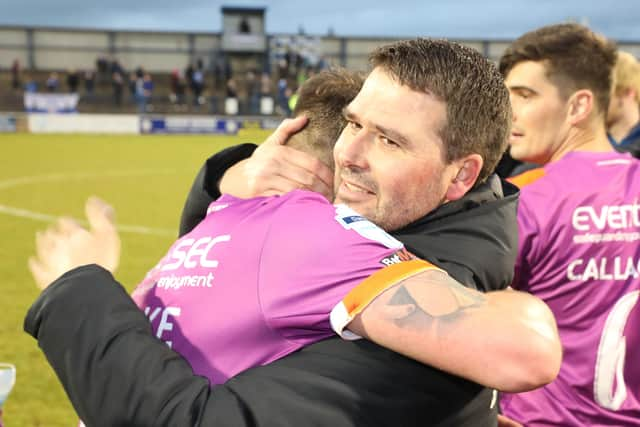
[503,151,640,425]
[131,189,405,385]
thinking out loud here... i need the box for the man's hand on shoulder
[219,116,334,200]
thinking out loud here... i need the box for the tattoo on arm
[386,274,486,330]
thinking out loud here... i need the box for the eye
[380,135,400,148]
[346,120,362,132]
[516,90,534,100]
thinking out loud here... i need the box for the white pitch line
[0,170,183,237]
[0,204,175,237]
[0,169,178,190]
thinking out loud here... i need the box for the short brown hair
[612,51,640,104]
[499,23,617,116]
[288,68,365,168]
[370,38,511,184]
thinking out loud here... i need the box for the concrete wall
[0,27,219,72]
[0,28,30,69]
[1,25,639,72]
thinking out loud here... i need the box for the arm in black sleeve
[179,143,257,236]
[24,265,495,427]
[24,265,258,427]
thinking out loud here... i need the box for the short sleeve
[258,191,426,341]
[330,259,444,340]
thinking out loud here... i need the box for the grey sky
[3,0,640,41]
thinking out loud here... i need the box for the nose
[335,127,370,170]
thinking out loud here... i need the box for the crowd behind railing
[5,53,331,116]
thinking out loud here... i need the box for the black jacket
[25,145,519,427]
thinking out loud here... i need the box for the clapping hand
[28,196,121,290]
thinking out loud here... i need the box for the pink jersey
[132,190,434,385]
[502,152,640,426]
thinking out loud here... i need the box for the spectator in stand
[224,77,239,115]
[258,72,274,115]
[10,59,21,91]
[132,70,147,113]
[23,74,37,93]
[293,50,304,77]
[112,71,124,106]
[246,70,261,115]
[288,84,299,112]
[238,16,251,33]
[83,70,95,99]
[224,77,237,108]
[185,63,194,92]
[211,56,225,91]
[169,69,179,104]
[296,66,312,88]
[110,59,124,87]
[277,58,288,80]
[317,55,329,71]
[226,77,238,98]
[606,50,640,157]
[95,56,109,84]
[46,72,59,92]
[277,77,291,116]
[66,69,80,93]
[191,65,205,107]
[260,72,273,98]
[128,72,138,104]
[142,72,154,113]
[170,69,187,111]
[110,60,123,75]
[284,49,294,76]
[224,58,233,82]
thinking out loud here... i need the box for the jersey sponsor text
[161,235,231,271]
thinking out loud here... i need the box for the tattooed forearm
[385,273,487,330]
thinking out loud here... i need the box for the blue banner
[140,116,280,134]
[24,93,79,113]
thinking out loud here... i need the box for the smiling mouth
[337,177,376,201]
[343,181,372,193]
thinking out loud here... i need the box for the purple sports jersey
[502,152,640,426]
[131,190,432,385]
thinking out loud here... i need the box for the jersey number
[593,290,639,410]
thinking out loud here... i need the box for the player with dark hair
[499,23,640,425]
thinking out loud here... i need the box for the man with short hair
[607,50,640,157]
[26,39,558,426]
[499,23,640,425]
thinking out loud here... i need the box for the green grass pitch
[0,130,271,426]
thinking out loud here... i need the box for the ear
[444,154,483,202]
[567,90,594,125]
